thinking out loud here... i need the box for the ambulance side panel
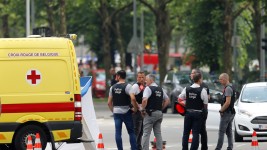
[0,38,81,143]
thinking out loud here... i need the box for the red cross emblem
[26,69,41,85]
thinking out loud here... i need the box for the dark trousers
[200,116,208,150]
[114,110,137,150]
[132,110,143,150]
[182,111,203,150]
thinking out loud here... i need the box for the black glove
[202,108,208,120]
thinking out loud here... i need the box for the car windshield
[174,73,191,85]
[174,72,216,89]
[126,73,135,84]
[241,86,267,103]
[96,72,105,81]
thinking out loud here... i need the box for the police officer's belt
[186,109,202,112]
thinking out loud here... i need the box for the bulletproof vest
[146,86,163,111]
[135,82,145,104]
[185,87,204,110]
[221,85,236,113]
[112,83,131,106]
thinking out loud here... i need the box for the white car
[234,82,267,142]
[206,89,223,130]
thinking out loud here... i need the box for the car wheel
[234,127,243,142]
[171,96,178,114]
[12,125,47,150]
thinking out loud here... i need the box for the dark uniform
[179,84,208,150]
[146,86,164,111]
[131,82,145,150]
[142,83,169,150]
[200,82,209,150]
[110,83,137,150]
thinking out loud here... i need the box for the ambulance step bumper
[66,138,94,143]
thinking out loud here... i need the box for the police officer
[130,71,146,150]
[141,74,170,150]
[179,71,208,150]
[107,70,137,150]
[190,69,210,150]
[215,73,236,150]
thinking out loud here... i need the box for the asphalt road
[44,101,267,150]
[94,102,267,150]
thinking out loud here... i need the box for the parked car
[126,72,135,85]
[92,69,106,98]
[162,70,223,113]
[234,82,267,142]
[126,72,160,85]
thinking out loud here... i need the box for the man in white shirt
[141,74,170,150]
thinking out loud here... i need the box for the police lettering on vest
[112,83,131,106]
[146,86,163,111]
[186,87,204,111]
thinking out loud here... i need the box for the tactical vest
[185,87,204,110]
[112,83,131,106]
[221,85,236,113]
[135,82,145,104]
[146,86,163,111]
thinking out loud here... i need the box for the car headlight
[238,109,252,117]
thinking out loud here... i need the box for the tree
[110,2,133,70]
[0,0,9,37]
[183,1,224,73]
[139,0,174,85]
[0,0,25,37]
[87,0,133,92]
[59,0,66,34]
[44,0,57,35]
[220,0,251,77]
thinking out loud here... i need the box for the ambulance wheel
[0,144,11,150]
[12,125,47,150]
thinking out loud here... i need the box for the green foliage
[236,9,253,69]
[0,0,26,37]
[183,0,223,71]
[183,0,254,73]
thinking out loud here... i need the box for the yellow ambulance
[0,35,83,150]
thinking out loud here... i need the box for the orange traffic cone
[26,135,33,150]
[97,133,105,150]
[34,133,42,150]
[251,131,259,150]
[188,130,193,143]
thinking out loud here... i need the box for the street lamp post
[140,10,144,70]
[26,0,30,37]
[127,0,141,77]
